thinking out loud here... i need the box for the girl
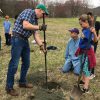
[75,14,98,93]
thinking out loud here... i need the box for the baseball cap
[68,28,79,34]
[36,4,49,15]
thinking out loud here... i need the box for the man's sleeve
[21,10,32,22]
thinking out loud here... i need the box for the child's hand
[90,27,98,42]
[90,27,96,35]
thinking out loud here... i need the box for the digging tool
[42,13,48,89]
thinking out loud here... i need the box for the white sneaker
[89,74,95,79]
[31,40,36,44]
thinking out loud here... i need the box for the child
[3,15,11,45]
[76,14,98,93]
[61,28,81,75]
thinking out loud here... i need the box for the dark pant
[93,41,98,53]
[6,36,30,89]
[5,33,11,45]
[91,42,98,74]
[91,68,94,74]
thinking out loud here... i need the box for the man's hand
[39,24,47,31]
[40,45,47,54]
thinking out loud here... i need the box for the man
[87,12,100,79]
[3,15,11,45]
[6,4,49,96]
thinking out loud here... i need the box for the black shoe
[79,80,85,84]
[82,88,89,93]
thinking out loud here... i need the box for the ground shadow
[27,70,61,89]
[26,70,66,100]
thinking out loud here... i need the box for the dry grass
[0,18,100,100]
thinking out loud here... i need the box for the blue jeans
[6,36,30,89]
[62,58,81,75]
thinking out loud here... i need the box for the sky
[88,0,100,8]
[49,0,100,8]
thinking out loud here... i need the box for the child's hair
[87,12,93,17]
[5,15,9,19]
[79,14,91,26]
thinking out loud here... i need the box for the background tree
[0,0,99,18]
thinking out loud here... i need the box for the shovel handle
[43,13,48,88]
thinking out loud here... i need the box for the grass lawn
[0,17,100,100]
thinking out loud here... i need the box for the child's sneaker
[82,88,89,93]
[89,74,95,80]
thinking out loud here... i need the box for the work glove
[39,24,47,31]
[40,44,47,54]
